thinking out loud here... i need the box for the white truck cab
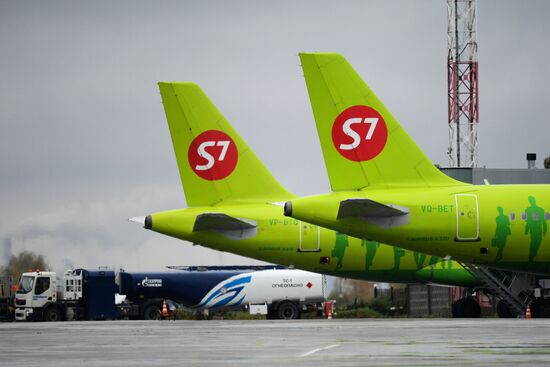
[14,270,82,321]
[15,271,57,321]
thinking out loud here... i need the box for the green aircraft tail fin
[158,82,294,206]
[299,53,465,191]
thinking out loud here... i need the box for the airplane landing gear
[452,298,481,318]
[496,300,518,318]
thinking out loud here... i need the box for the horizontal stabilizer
[338,199,408,219]
[193,213,257,239]
[337,199,409,229]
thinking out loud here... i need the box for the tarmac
[2,319,550,366]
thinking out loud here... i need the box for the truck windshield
[18,276,35,294]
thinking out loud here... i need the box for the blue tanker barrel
[118,271,244,307]
[77,269,118,320]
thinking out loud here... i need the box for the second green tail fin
[158,82,294,206]
[299,53,465,191]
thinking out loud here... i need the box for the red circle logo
[331,105,388,162]
[188,130,238,180]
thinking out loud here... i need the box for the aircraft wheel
[452,298,480,318]
[276,301,300,320]
[452,299,465,318]
[496,300,518,318]
[43,306,62,322]
[462,298,481,318]
[142,303,162,320]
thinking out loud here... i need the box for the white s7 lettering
[339,117,379,150]
[339,118,362,150]
[195,140,231,171]
[217,140,230,160]
[363,118,378,140]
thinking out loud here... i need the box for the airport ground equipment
[117,266,326,320]
[14,267,326,321]
[0,276,15,321]
[459,263,550,318]
[15,269,118,321]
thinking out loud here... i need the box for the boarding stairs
[460,262,533,316]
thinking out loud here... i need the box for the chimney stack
[527,153,537,169]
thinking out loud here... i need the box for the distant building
[441,167,550,185]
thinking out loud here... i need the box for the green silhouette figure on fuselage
[524,196,547,262]
[413,251,426,270]
[414,252,427,270]
[332,232,349,270]
[392,247,406,271]
[414,252,440,270]
[492,206,511,262]
[361,239,379,270]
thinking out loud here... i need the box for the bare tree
[2,251,49,282]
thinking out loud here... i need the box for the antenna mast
[447,0,479,167]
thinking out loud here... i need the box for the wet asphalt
[1,319,550,366]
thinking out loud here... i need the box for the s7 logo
[188,130,238,180]
[332,105,388,162]
[196,140,230,170]
[339,117,379,150]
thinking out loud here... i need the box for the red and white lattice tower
[447,0,479,167]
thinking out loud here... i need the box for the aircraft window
[509,213,515,221]
[545,213,550,221]
[35,277,50,295]
[521,212,527,220]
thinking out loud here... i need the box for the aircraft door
[455,194,479,241]
[299,221,320,252]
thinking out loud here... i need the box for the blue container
[75,269,118,320]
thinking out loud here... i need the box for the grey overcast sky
[1,0,549,272]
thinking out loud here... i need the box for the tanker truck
[14,266,327,321]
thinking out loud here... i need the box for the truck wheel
[276,301,300,320]
[496,300,518,318]
[143,304,162,320]
[44,306,62,322]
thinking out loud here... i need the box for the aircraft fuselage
[147,202,478,286]
[288,184,550,274]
